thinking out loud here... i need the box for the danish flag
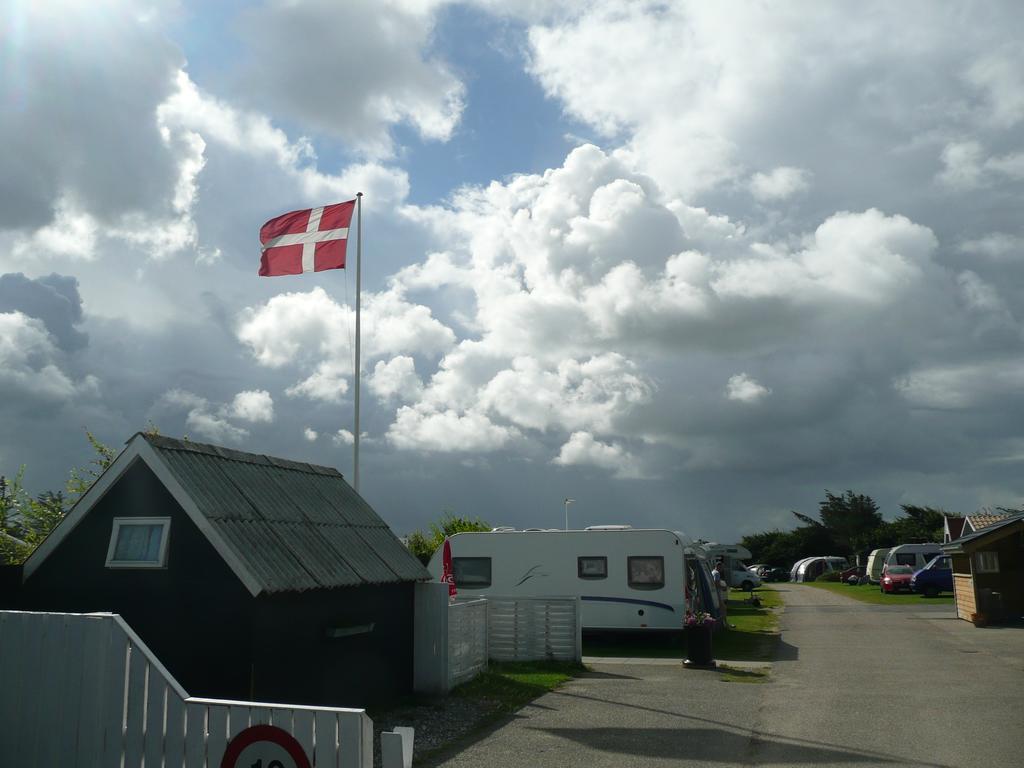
[259,200,355,277]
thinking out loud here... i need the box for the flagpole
[354,192,363,493]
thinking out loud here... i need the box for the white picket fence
[0,610,373,768]
[447,599,488,687]
[485,597,582,663]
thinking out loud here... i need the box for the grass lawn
[452,660,583,713]
[804,580,955,606]
[583,586,784,662]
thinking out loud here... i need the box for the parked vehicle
[790,557,816,582]
[880,564,915,593]
[840,565,866,584]
[911,555,953,597]
[865,548,890,584]
[762,567,790,583]
[885,544,943,572]
[427,527,688,631]
[702,543,762,591]
[794,556,849,582]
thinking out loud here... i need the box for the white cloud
[11,198,100,261]
[333,429,355,446]
[965,45,1024,129]
[552,431,644,479]
[726,373,771,403]
[370,356,424,402]
[387,407,519,452]
[895,360,1024,410]
[157,388,252,443]
[238,286,455,403]
[521,2,1015,199]
[479,354,651,434]
[0,312,99,401]
[158,70,412,207]
[233,0,464,158]
[960,233,1024,260]
[304,427,318,442]
[938,141,1024,190]
[227,390,275,423]
[749,167,812,202]
[238,286,453,368]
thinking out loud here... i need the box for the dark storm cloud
[0,273,87,351]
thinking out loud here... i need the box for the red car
[880,564,914,593]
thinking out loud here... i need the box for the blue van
[911,555,953,597]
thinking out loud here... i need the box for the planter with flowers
[683,610,717,667]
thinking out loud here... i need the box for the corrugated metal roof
[142,434,430,593]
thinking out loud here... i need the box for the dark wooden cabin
[942,512,1024,624]
[19,433,430,708]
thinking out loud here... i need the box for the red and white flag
[441,538,457,598]
[259,200,355,277]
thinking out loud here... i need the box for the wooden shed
[18,432,430,708]
[942,512,1024,624]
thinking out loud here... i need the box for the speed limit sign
[221,725,312,768]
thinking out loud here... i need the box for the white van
[885,544,943,572]
[865,548,890,583]
[702,543,762,591]
[427,527,687,631]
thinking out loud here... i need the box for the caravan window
[895,553,918,566]
[453,557,492,587]
[578,556,608,579]
[627,556,664,589]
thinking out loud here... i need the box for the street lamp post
[563,498,575,531]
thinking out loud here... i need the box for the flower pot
[684,624,715,667]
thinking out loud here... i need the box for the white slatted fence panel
[0,612,374,768]
[486,597,582,662]
[447,599,488,687]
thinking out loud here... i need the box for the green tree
[0,431,116,565]
[406,511,491,565]
[882,504,947,545]
[817,490,883,554]
[66,431,115,502]
[0,469,31,564]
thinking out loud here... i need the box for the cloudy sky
[3,0,1024,541]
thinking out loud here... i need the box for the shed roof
[965,510,1013,533]
[942,511,1024,554]
[23,433,430,595]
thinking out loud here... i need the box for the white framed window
[452,557,491,587]
[578,556,608,579]
[975,551,999,574]
[628,556,665,590]
[106,517,171,568]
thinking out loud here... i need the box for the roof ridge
[140,432,341,477]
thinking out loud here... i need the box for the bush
[819,571,841,582]
[405,512,491,565]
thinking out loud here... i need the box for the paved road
[430,584,1024,767]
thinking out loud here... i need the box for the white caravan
[884,544,943,571]
[427,527,688,631]
[702,543,762,591]
[865,548,891,583]
[794,556,849,582]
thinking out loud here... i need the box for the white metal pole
[354,192,363,493]
[564,498,574,530]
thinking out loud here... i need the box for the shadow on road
[534,725,902,764]
[577,669,640,680]
[542,689,955,768]
[774,637,799,661]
